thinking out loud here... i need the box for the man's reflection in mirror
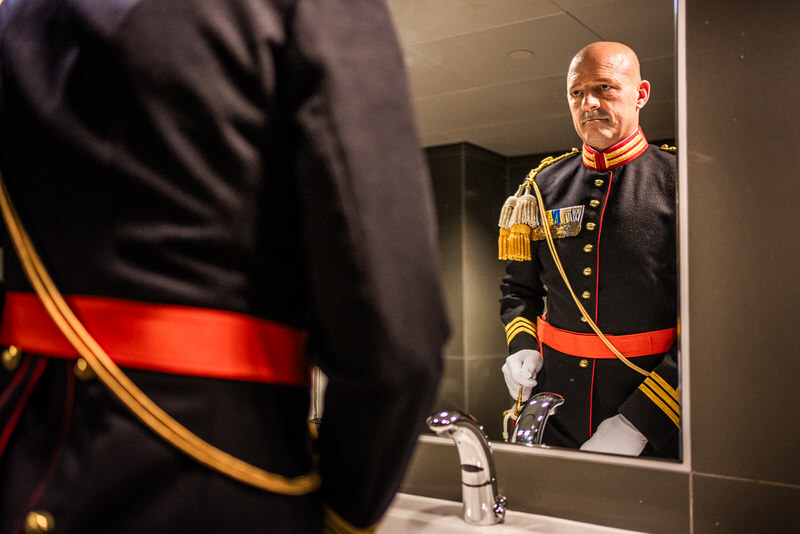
[499,42,678,459]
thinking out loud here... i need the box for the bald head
[566,42,650,151]
[569,42,642,86]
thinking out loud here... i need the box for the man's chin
[581,132,615,151]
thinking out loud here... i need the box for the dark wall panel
[686,1,800,487]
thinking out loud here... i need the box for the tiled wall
[425,143,510,439]
[683,0,800,530]
[403,2,800,532]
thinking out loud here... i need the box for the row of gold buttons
[2,345,95,381]
[579,177,606,318]
[0,349,58,532]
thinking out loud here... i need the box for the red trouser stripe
[0,292,309,386]
[537,316,676,358]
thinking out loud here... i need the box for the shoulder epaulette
[659,144,677,153]
[497,148,579,261]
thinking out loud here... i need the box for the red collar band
[582,127,648,171]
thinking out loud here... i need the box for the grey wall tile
[427,145,465,357]
[465,354,509,440]
[686,0,800,486]
[493,452,690,534]
[462,145,508,357]
[401,439,463,502]
[430,356,465,417]
[692,474,800,533]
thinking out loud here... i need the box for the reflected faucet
[426,410,506,526]
[510,392,565,447]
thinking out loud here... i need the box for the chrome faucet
[426,410,506,526]
[510,392,564,447]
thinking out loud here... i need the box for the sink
[376,493,645,533]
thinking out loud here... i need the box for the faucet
[510,392,565,446]
[426,410,506,526]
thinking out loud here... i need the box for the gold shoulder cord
[0,171,320,495]
[525,173,651,378]
[500,151,650,378]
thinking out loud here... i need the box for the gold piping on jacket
[0,171,320,495]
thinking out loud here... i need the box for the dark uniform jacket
[0,0,449,532]
[500,128,679,458]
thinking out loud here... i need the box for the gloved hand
[501,349,543,400]
[579,414,648,456]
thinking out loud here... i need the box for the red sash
[0,292,309,386]
[537,316,676,359]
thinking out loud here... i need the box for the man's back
[0,1,449,531]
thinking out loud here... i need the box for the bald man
[499,42,679,458]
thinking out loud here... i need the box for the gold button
[581,291,591,300]
[583,267,592,276]
[24,511,54,534]
[589,199,600,208]
[594,179,605,187]
[2,345,21,372]
[580,316,588,323]
[583,244,593,253]
[74,358,96,381]
[579,359,589,368]
[586,222,596,231]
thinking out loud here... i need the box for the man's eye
[600,84,611,91]
[570,90,581,97]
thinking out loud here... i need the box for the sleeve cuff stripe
[505,324,537,344]
[506,322,536,338]
[642,378,680,414]
[649,372,678,401]
[505,317,536,334]
[505,318,537,344]
[639,383,680,427]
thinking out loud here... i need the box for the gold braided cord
[528,178,650,377]
[517,149,580,196]
[323,507,378,534]
[0,171,320,495]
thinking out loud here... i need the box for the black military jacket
[0,0,448,531]
[500,130,679,458]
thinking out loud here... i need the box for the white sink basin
[377,493,644,534]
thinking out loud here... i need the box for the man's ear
[636,80,651,110]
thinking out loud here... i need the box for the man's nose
[582,93,600,110]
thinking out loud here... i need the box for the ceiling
[386,0,676,157]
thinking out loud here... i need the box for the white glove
[501,349,543,400]
[580,414,648,456]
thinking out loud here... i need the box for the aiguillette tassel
[498,227,510,260]
[497,195,518,260]
[508,224,531,261]
[506,186,538,261]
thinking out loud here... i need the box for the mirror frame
[418,0,690,473]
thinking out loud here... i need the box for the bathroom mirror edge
[393,0,686,465]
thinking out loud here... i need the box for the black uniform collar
[582,126,648,171]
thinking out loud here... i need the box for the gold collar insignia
[582,127,648,171]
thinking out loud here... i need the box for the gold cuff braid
[323,507,379,534]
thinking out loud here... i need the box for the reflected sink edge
[376,493,646,534]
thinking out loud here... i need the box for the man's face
[567,51,649,151]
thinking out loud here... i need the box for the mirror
[386,0,679,460]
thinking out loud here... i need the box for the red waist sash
[0,292,309,386]
[537,316,676,359]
